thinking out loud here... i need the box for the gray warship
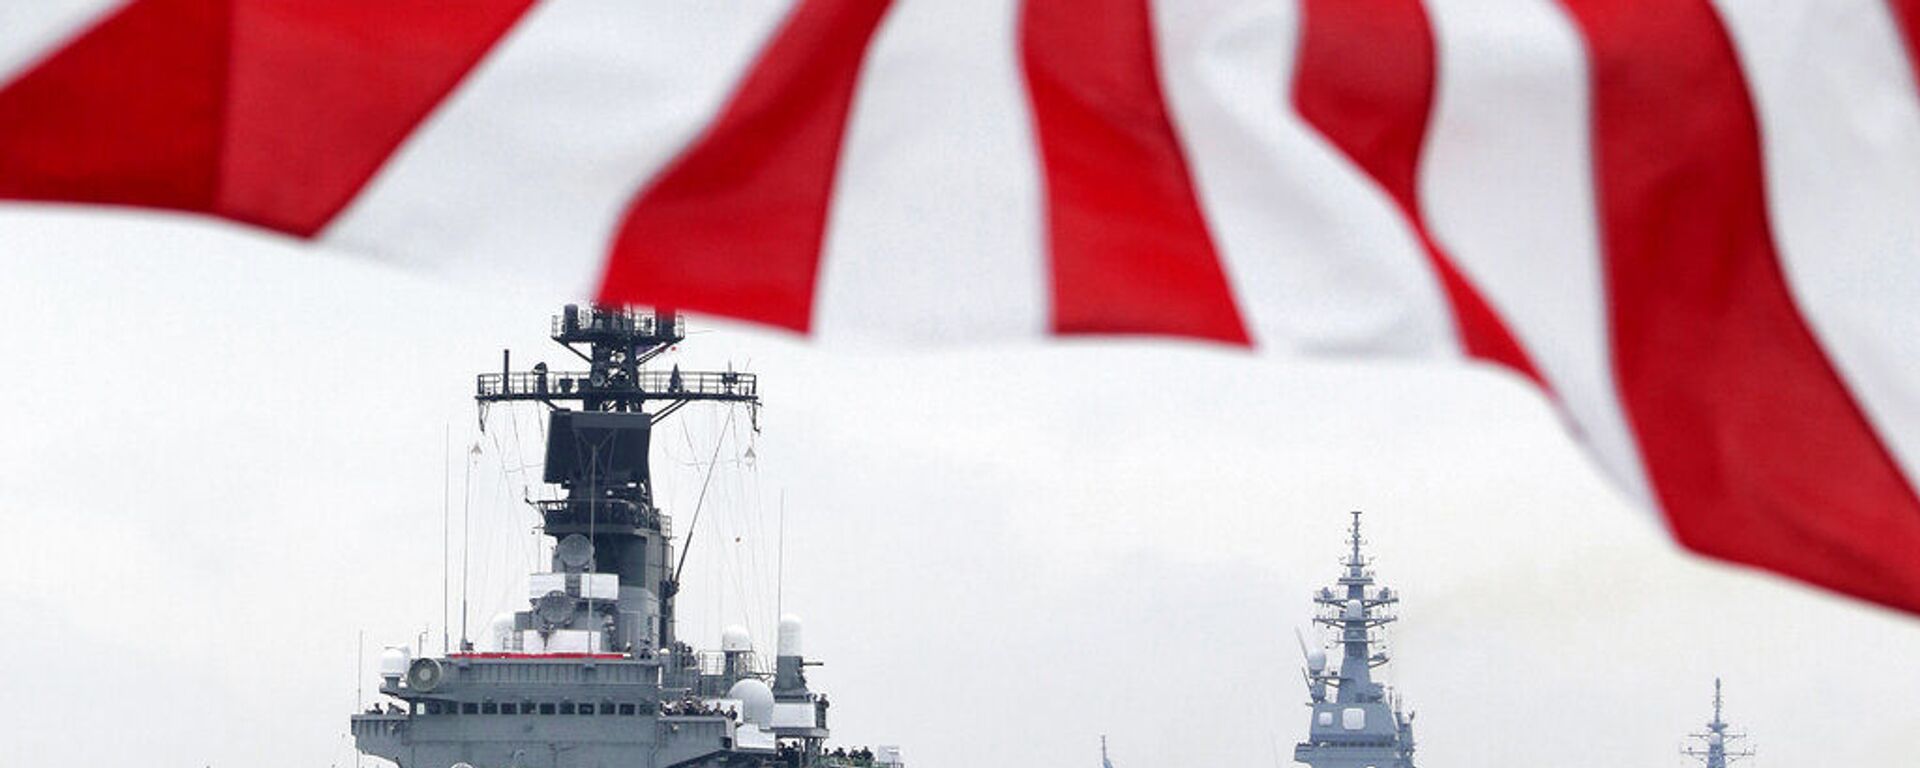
[1681,680,1753,768]
[349,305,901,768]
[1293,512,1417,768]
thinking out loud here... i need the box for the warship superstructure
[350,305,900,768]
[1681,679,1753,768]
[1293,512,1417,768]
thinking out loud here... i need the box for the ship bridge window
[579,703,598,716]
[500,703,517,715]
[619,703,637,716]
[461,703,479,715]
[560,702,576,715]
[539,703,557,715]
[482,702,498,715]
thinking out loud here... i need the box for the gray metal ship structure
[350,305,901,768]
[1293,512,1417,768]
[1681,680,1753,768]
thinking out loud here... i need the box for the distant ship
[349,305,903,768]
[1292,512,1417,768]
[1681,679,1753,768]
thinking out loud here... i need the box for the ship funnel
[777,614,804,657]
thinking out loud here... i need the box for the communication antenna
[441,423,451,654]
[1293,626,1311,680]
[775,490,786,625]
[460,441,481,650]
[671,407,736,583]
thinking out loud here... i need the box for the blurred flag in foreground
[4,0,1920,613]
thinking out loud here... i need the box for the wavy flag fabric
[4,0,1919,613]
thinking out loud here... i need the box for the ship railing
[531,498,663,531]
[551,309,686,339]
[477,369,757,400]
[819,756,898,768]
[692,650,727,676]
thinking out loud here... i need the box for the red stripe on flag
[217,1,536,236]
[600,0,895,332]
[0,0,228,211]
[1559,0,1920,612]
[0,0,534,237]
[1292,0,1543,382]
[1021,0,1250,344]
[1889,0,1920,91]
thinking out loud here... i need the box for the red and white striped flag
[5,0,1919,612]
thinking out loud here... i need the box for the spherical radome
[728,678,776,725]
[721,624,753,652]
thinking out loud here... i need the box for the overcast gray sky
[2,206,1916,768]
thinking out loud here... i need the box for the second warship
[349,305,902,768]
[1293,511,1418,768]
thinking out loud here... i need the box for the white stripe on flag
[1151,0,1461,357]
[812,0,1048,342]
[320,0,797,299]
[0,1,126,87]
[1711,0,1920,488]
[1420,0,1654,504]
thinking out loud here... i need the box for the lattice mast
[475,304,759,652]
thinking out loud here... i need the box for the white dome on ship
[1709,733,1725,747]
[1344,599,1365,620]
[379,646,411,679]
[1307,648,1328,673]
[778,614,804,657]
[721,624,753,653]
[728,678,776,725]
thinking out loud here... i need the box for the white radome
[721,624,753,653]
[379,646,411,679]
[727,678,776,725]
[777,614,803,657]
[1307,648,1328,673]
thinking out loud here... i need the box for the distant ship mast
[1293,511,1417,768]
[1682,679,1753,768]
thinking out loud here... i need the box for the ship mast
[1682,679,1753,768]
[1294,510,1416,768]
[475,304,759,652]
[1315,511,1395,703]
